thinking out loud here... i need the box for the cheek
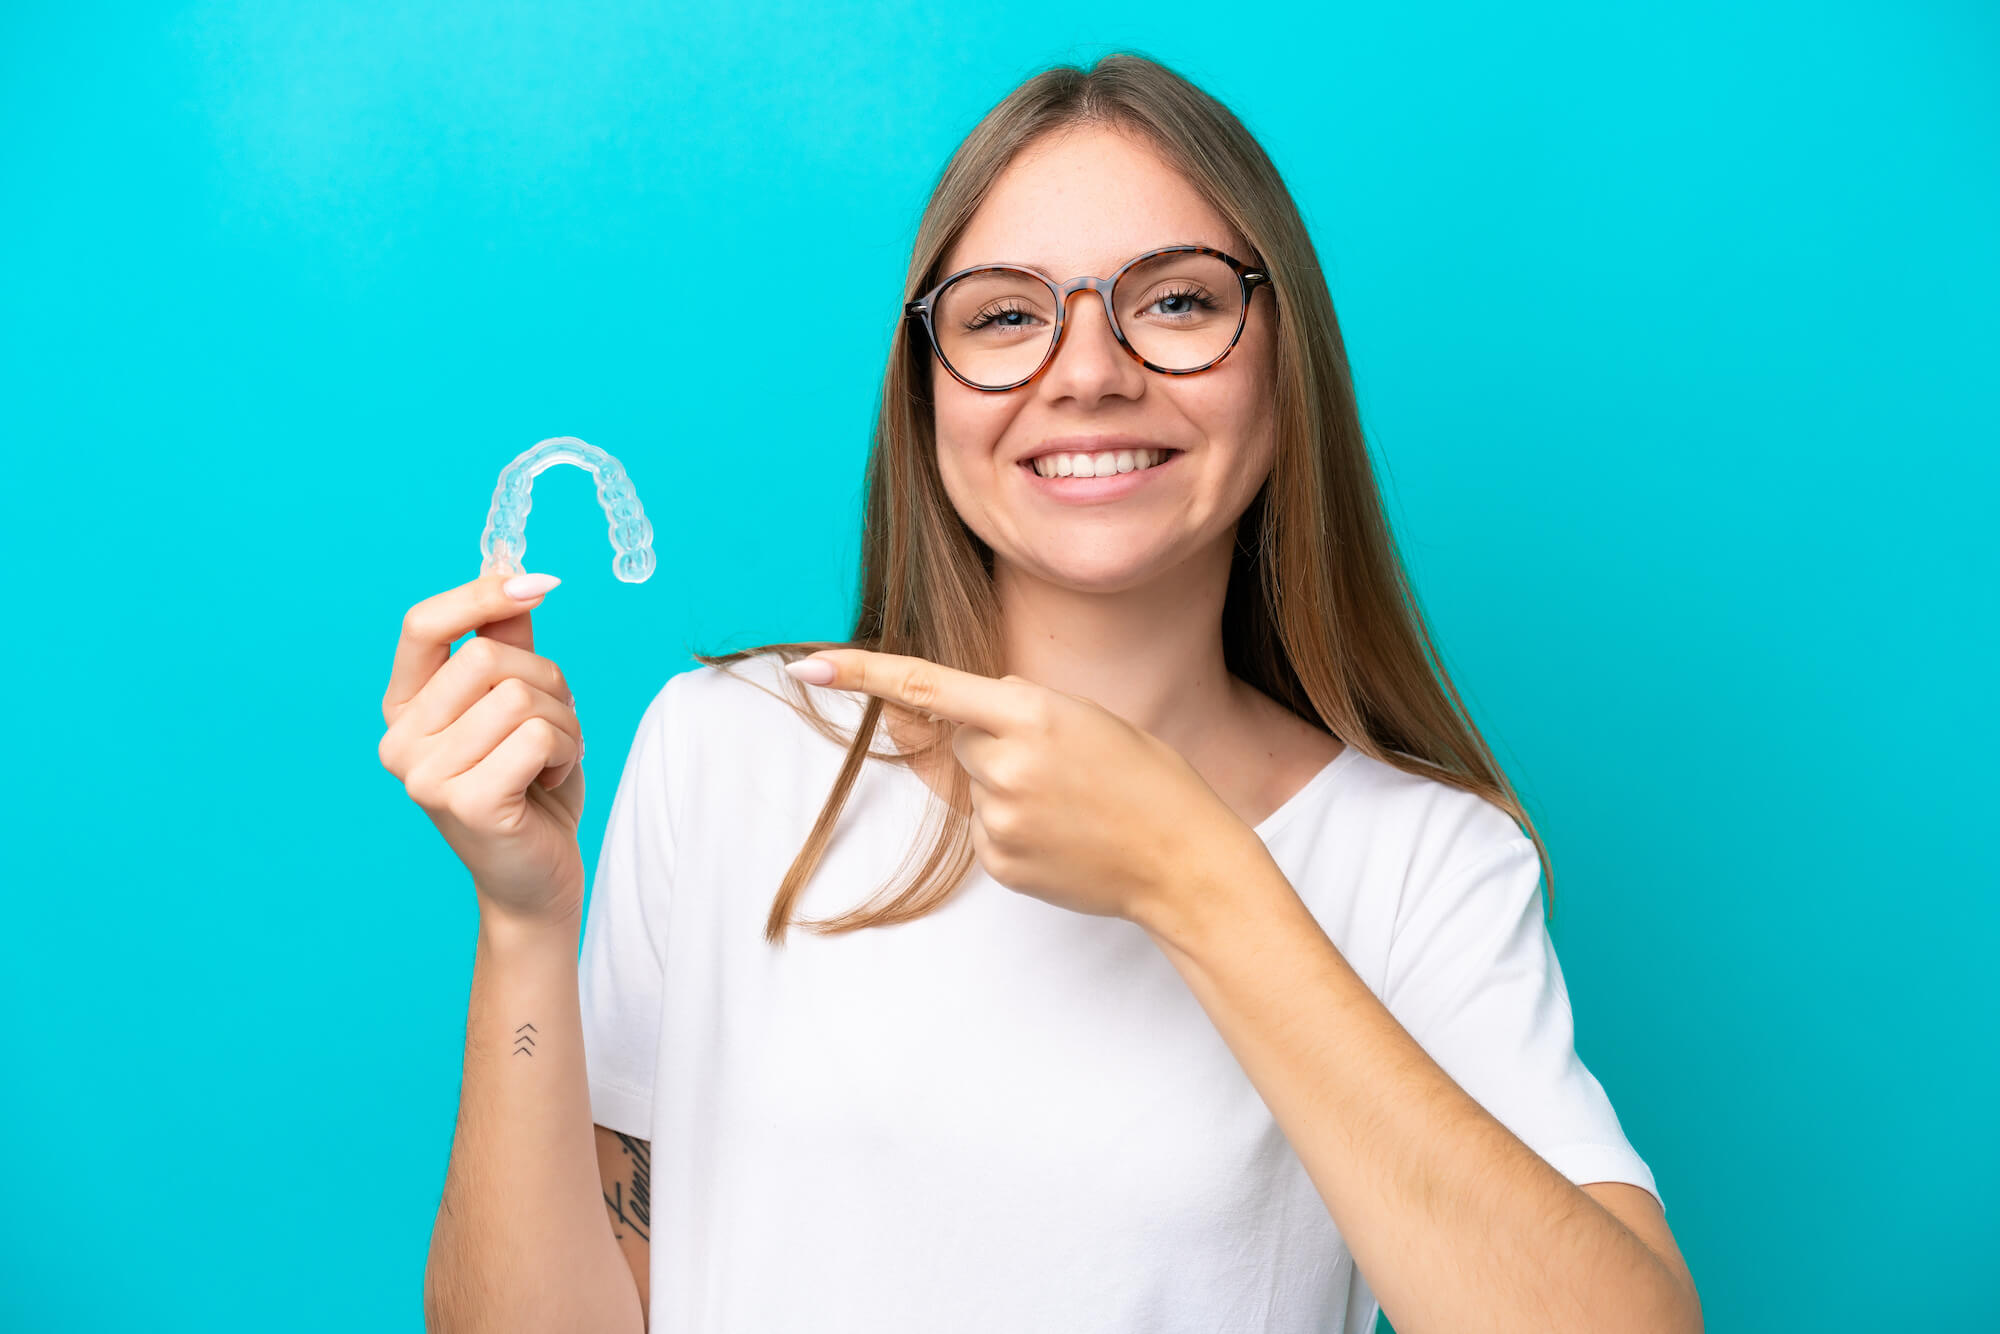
[935,382,1014,458]
[1222,334,1278,433]
[1186,357,1269,438]
[1236,315,1277,388]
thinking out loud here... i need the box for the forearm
[424,908,643,1334]
[1136,844,1697,1334]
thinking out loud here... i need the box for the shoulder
[1328,746,1536,900]
[654,648,801,718]
[646,648,862,761]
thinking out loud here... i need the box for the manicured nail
[504,572,561,601]
[784,656,835,685]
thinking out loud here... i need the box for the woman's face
[928,125,1278,594]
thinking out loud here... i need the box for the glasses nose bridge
[1051,273,1121,350]
[1054,272,1117,310]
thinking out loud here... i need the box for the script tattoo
[604,1131,651,1243]
[512,1022,537,1057]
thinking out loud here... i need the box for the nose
[1041,282,1136,386]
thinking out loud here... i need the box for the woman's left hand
[786,649,1259,924]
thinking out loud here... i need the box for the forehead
[939,124,1249,277]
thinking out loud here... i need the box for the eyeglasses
[904,245,1273,392]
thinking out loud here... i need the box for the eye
[1144,284,1220,320]
[961,301,1046,334]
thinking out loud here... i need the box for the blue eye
[958,283,1220,335]
[1147,285,1219,320]
[961,302,1044,334]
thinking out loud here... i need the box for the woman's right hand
[378,570,588,931]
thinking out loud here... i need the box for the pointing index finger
[787,650,1014,735]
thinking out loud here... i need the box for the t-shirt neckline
[1252,744,1359,842]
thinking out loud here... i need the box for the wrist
[476,897,583,957]
[1133,824,1287,957]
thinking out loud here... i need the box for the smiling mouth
[1019,449,1182,479]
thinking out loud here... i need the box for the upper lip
[1016,435,1180,465]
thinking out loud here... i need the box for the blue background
[5,2,1994,1329]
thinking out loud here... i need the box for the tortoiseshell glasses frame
[903,244,1274,393]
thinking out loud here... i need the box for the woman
[393,53,1701,1334]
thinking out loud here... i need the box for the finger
[540,744,587,825]
[398,634,576,741]
[420,676,582,787]
[384,571,560,723]
[793,650,1022,738]
[445,718,581,828]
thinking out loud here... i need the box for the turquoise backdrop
[5,2,1993,1330]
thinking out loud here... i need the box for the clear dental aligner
[479,436,656,583]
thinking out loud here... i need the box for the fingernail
[785,656,835,685]
[504,572,561,601]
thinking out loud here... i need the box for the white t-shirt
[578,650,1660,1333]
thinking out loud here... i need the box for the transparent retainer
[478,436,656,583]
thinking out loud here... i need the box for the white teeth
[1031,448,1169,479]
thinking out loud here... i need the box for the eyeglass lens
[931,251,1245,388]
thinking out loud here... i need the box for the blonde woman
[397,52,1701,1334]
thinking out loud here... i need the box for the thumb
[476,569,560,653]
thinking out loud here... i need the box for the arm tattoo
[604,1131,651,1243]
[512,1022,537,1056]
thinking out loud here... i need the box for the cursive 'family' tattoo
[512,1022,536,1056]
[604,1131,651,1243]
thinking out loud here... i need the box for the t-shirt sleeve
[575,673,682,1141]
[1381,828,1664,1215]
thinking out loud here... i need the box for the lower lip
[1017,451,1183,503]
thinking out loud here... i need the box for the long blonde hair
[693,51,1556,943]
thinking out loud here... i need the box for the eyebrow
[948,241,1231,275]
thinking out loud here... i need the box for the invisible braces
[478,436,656,583]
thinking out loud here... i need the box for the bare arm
[595,1124,652,1328]
[1138,843,1702,1334]
[423,909,645,1334]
